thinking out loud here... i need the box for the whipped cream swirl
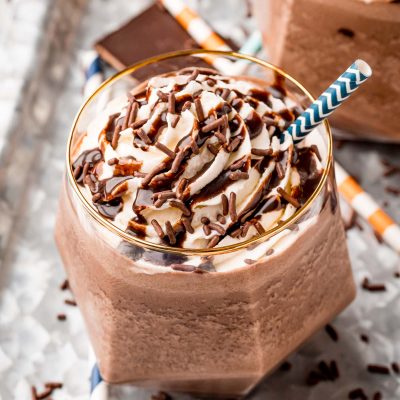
[73,68,323,249]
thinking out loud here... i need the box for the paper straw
[286,60,372,144]
[335,163,400,253]
[158,0,236,74]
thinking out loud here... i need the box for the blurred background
[0,0,399,399]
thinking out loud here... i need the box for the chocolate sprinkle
[279,361,292,372]
[156,90,169,102]
[221,88,231,100]
[306,359,339,386]
[207,142,220,155]
[251,148,273,157]
[360,333,369,343]
[141,163,167,187]
[276,162,285,179]
[201,115,227,133]
[194,98,204,122]
[134,128,152,144]
[201,217,210,224]
[182,100,192,111]
[170,114,180,128]
[60,279,69,291]
[207,235,220,248]
[169,199,191,216]
[203,224,211,235]
[244,258,256,265]
[34,387,53,400]
[361,277,386,292]
[227,136,241,152]
[254,221,265,234]
[64,299,77,306]
[170,149,186,173]
[391,362,399,374]
[111,125,122,149]
[229,171,249,181]
[168,93,176,114]
[73,165,82,179]
[151,219,165,239]
[123,102,133,130]
[92,193,101,203]
[170,263,196,272]
[215,131,227,144]
[131,118,148,129]
[348,388,368,400]
[155,142,175,158]
[176,178,188,199]
[107,157,119,166]
[129,101,138,126]
[277,187,300,208]
[229,192,238,222]
[325,324,339,342]
[165,221,176,245]
[385,186,400,195]
[367,364,390,375]
[57,313,66,321]
[266,248,274,256]
[154,190,176,200]
[181,217,194,234]
[187,68,199,82]
[208,222,225,235]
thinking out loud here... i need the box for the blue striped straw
[286,60,372,144]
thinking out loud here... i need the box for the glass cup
[55,50,355,397]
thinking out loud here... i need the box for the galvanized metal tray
[0,1,399,399]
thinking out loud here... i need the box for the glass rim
[66,49,333,256]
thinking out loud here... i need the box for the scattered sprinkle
[325,324,339,342]
[360,334,369,344]
[348,388,367,400]
[60,279,69,291]
[367,364,390,375]
[57,314,66,321]
[361,277,386,292]
[279,361,292,372]
[391,362,399,374]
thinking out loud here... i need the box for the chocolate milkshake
[55,53,355,397]
[254,0,400,142]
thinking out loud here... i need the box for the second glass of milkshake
[55,50,355,397]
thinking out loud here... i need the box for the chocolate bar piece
[95,4,237,80]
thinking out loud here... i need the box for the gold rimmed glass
[55,50,354,397]
[66,49,332,256]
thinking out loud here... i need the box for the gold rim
[66,49,333,256]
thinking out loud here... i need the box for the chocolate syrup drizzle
[72,68,323,248]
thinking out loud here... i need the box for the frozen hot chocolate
[55,54,355,397]
[72,68,325,270]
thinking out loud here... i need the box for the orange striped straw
[158,0,236,73]
[335,162,400,253]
